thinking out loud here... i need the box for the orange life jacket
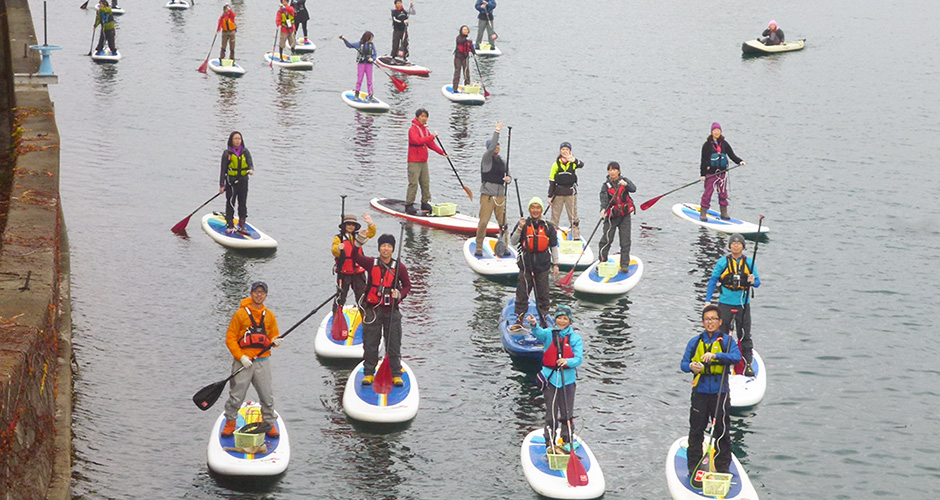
[522,221,550,253]
[543,334,574,368]
[238,308,271,349]
[365,259,398,306]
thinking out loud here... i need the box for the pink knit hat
[768,20,777,28]
[711,122,722,132]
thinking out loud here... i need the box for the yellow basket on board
[221,59,234,67]
[233,422,266,448]
[432,203,457,216]
[478,42,492,51]
[560,240,582,254]
[289,55,302,63]
[597,262,619,278]
[462,83,482,94]
[702,471,732,498]
[546,452,569,470]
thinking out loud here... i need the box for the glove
[239,355,253,369]
[272,338,282,347]
[740,161,746,166]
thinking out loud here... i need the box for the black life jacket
[357,43,374,63]
[238,308,271,349]
[481,155,506,184]
[553,159,578,187]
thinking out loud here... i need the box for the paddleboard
[313,305,367,359]
[164,0,190,9]
[441,84,485,105]
[474,44,502,57]
[521,429,606,499]
[208,59,246,77]
[206,401,290,476]
[556,227,593,269]
[665,436,759,500]
[376,56,430,76]
[96,4,125,15]
[572,253,643,295]
[341,90,390,112]
[293,37,317,53]
[730,349,766,410]
[672,203,769,235]
[342,359,419,423]
[742,39,805,55]
[264,52,313,70]
[201,213,278,250]
[463,237,519,277]
[90,49,121,63]
[499,298,554,359]
[370,198,498,234]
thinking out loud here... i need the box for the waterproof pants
[598,214,632,270]
[224,358,276,426]
[452,55,470,90]
[220,30,235,60]
[355,62,374,95]
[391,29,409,59]
[278,30,296,54]
[363,306,403,377]
[224,177,248,228]
[475,18,495,46]
[406,161,431,205]
[543,382,576,447]
[514,267,550,327]
[96,28,116,53]
[337,272,367,308]
[476,194,507,250]
[687,391,732,476]
[718,302,753,366]
[700,172,729,209]
[549,195,579,239]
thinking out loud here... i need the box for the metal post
[43,2,48,46]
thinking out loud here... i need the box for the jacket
[290,0,309,24]
[761,27,785,44]
[475,0,495,20]
[408,118,445,162]
[276,6,295,33]
[391,6,409,30]
[532,325,583,388]
[217,10,236,32]
[700,136,743,176]
[351,252,412,309]
[680,330,740,395]
[706,255,760,306]
[548,158,584,197]
[454,34,475,59]
[226,297,280,361]
[599,176,637,213]
[480,131,507,196]
[95,6,115,30]
[331,224,377,258]
[510,218,559,273]
[219,147,254,187]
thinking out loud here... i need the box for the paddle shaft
[269,29,278,67]
[555,341,588,486]
[470,52,489,96]
[695,325,734,474]
[558,197,617,285]
[640,163,743,211]
[180,191,223,222]
[435,137,472,199]
[508,127,523,217]
[87,25,96,56]
[747,216,764,300]
[199,30,220,70]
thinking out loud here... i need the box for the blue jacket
[680,330,741,395]
[475,0,495,20]
[531,325,583,388]
[706,255,760,306]
[343,39,376,63]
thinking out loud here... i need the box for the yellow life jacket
[692,334,726,378]
[719,255,751,291]
[227,153,249,177]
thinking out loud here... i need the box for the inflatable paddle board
[342,359,419,423]
[672,203,769,235]
[164,0,190,9]
[499,298,554,359]
[441,84,485,105]
[313,306,366,359]
[90,49,121,63]
[208,59,246,77]
[463,237,518,277]
[556,227,593,269]
[474,43,502,57]
[370,198,498,234]
[665,436,759,500]
[264,52,313,70]
[341,90,390,112]
[572,254,643,295]
[742,39,805,55]
[376,56,430,76]
[206,401,289,476]
[730,349,766,410]
[521,429,606,499]
[96,4,125,15]
[293,37,317,53]
[201,213,277,250]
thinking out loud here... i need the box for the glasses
[703,318,720,322]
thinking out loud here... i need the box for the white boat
[556,227,593,269]
[263,52,313,70]
[441,84,485,105]
[672,203,769,235]
[342,360,419,423]
[730,349,766,409]
[164,0,190,10]
[521,429,605,499]
[206,401,290,476]
[201,213,277,250]
[207,59,246,77]
[341,90,390,112]
[463,236,518,277]
[572,254,643,295]
[742,39,805,56]
[665,436,759,500]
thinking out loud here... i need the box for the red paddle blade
[462,185,474,202]
[566,448,589,487]
[331,305,349,341]
[557,268,575,286]
[171,216,191,234]
[373,357,393,394]
[197,60,208,73]
[639,195,662,211]
[484,88,491,97]
[391,75,407,92]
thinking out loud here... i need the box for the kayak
[264,52,313,70]
[730,349,766,410]
[96,4,125,15]
[556,227,593,269]
[521,429,606,499]
[206,401,290,476]
[441,84,485,105]
[370,198,498,234]
[207,59,246,77]
[164,0,189,9]
[342,359,419,423]
[463,237,518,277]
[341,90,390,112]
[665,436,759,500]
[474,42,502,57]
[90,50,122,63]
[293,37,317,53]
[572,254,643,295]
[313,306,366,360]
[376,56,430,76]
[672,204,769,235]
[742,39,805,55]
[201,213,278,250]
[499,298,554,359]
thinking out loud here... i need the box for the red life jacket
[366,258,398,306]
[543,334,574,368]
[238,308,271,349]
[522,221,550,253]
[606,183,635,217]
[335,236,365,275]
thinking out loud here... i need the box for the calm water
[32,0,940,497]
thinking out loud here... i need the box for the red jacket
[276,6,295,33]
[218,10,236,32]
[407,118,445,162]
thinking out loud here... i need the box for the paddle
[691,326,734,479]
[269,29,279,68]
[493,126,510,256]
[556,337,588,487]
[80,0,89,9]
[192,292,338,410]
[171,191,223,234]
[86,25,97,56]
[372,222,406,395]
[469,52,490,97]
[748,215,764,299]
[557,203,613,286]
[639,164,744,211]
[332,195,350,341]
[435,137,473,201]
[509,127,522,217]
[373,62,408,92]
[197,30,220,73]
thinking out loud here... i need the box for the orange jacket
[217,10,236,32]
[225,297,280,360]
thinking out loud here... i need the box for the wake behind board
[370,198,498,234]
[463,237,518,277]
[208,59,246,77]
[96,4,125,15]
[521,429,605,499]
[742,39,805,55]
[499,298,554,360]
[90,49,121,63]
[206,401,290,476]
[672,203,769,235]
[556,227,593,269]
[293,37,317,53]
[313,305,366,359]
[730,349,766,410]
[376,56,430,76]
[572,253,643,295]
[665,436,759,500]
[264,52,313,70]
[342,360,419,423]
[442,84,485,105]
[341,90,390,112]
[164,0,190,9]
[201,213,277,250]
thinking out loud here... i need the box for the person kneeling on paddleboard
[699,122,745,221]
[221,282,282,439]
[331,213,376,309]
[548,142,584,240]
[680,305,740,488]
[217,4,237,61]
[475,121,510,256]
[276,0,297,61]
[340,32,378,102]
[526,305,583,453]
[452,25,475,93]
[759,20,785,45]
[219,131,254,233]
[598,161,637,273]
[390,0,415,63]
[510,197,559,330]
[94,0,117,55]
[705,233,760,376]
[405,108,447,214]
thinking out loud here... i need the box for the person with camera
[704,233,760,376]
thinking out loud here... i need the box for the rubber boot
[404,204,417,215]
[699,206,708,221]
[572,220,580,240]
[421,202,433,212]
[720,205,730,220]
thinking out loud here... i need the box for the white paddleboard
[263,52,313,70]
[313,305,367,359]
[370,198,498,234]
[293,37,317,53]
[672,203,769,235]
[376,56,430,76]
[521,429,605,499]
[463,237,519,277]
[556,227,593,269]
[90,49,122,63]
[208,59,246,76]
[474,44,502,57]
[164,0,189,9]
[665,436,759,500]
[730,349,766,410]
[342,359,419,423]
[201,213,277,250]
[341,90,390,112]
[206,401,290,476]
[742,39,805,55]
[572,253,643,295]
[441,84,485,105]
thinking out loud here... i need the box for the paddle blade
[557,268,575,286]
[463,185,474,201]
[484,88,491,97]
[373,357,393,395]
[193,378,228,411]
[639,195,662,211]
[331,305,349,341]
[171,216,191,234]
[566,447,589,487]
[80,0,88,8]
[391,75,407,92]
[197,59,208,73]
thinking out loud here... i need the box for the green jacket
[95,6,115,30]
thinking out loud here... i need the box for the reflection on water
[216,77,240,122]
[351,113,377,169]
[692,230,726,302]
[93,65,119,94]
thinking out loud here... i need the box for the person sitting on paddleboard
[340,32,378,102]
[699,122,745,221]
[217,4,236,62]
[526,305,583,453]
[405,108,446,215]
[331,213,376,309]
[290,0,309,40]
[391,0,415,63]
[219,131,253,234]
[598,161,637,273]
[705,233,760,376]
[275,0,297,61]
[548,142,584,240]
[474,0,497,49]
[221,282,283,439]
[94,0,117,55]
[452,25,476,93]
[351,234,412,387]
[475,121,511,256]
[759,20,785,45]
[680,305,740,488]
[510,197,559,331]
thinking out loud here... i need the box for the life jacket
[522,220,550,253]
[692,333,726,377]
[365,258,398,306]
[553,159,578,187]
[279,8,294,28]
[238,308,271,349]
[456,37,474,55]
[543,333,574,368]
[606,182,635,217]
[335,235,365,275]
[481,155,506,184]
[227,151,249,177]
[356,43,373,63]
[720,255,751,290]
[709,141,728,168]
[98,9,113,27]
[221,12,236,31]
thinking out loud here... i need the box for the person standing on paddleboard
[597,161,636,273]
[548,142,584,239]
[290,0,309,40]
[219,131,253,233]
[331,213,376,309]
[390,0,414,62]
[705,233,760,376]
[94,0,117,55]
[217,4,236,61]
[405,108,446,214]
[759,20,785,45]
[680,305,740,488]
[474,121,510,256]
[275,0,297,61]
[351,234,412,386]
[510,197,559,330]
[525,305,583,453]
[452,25,475,93]
[221,282,283,439]
[700,122,745,221]
[340,32,378,102]
[473,0,497,48]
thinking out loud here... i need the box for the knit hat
[607,161,621,171]
[339,214,361,231]
[711,122,722,132]
[559,141,572,152]
[250,281,268,293]
[528,196,545,210]
[377,233,396,249]
[768,20,777,28]
[728,233,746,249]
[553,304,573,321]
